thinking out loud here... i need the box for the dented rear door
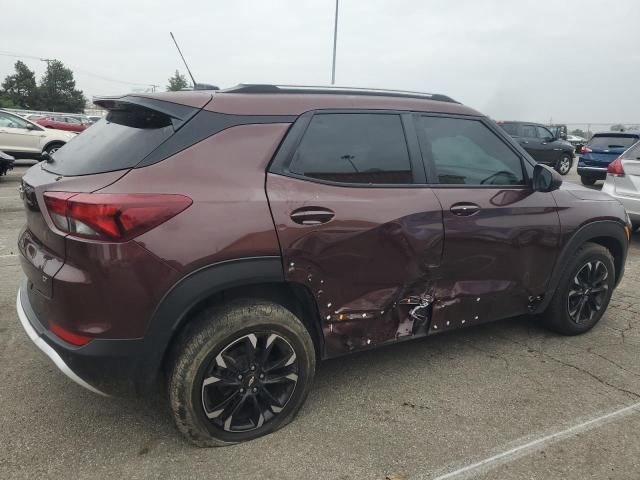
[266,111,444,356]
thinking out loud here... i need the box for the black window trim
[268,109,427,188]
[414,112,533,189]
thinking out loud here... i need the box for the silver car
[602,140,640,227]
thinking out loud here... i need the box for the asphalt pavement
[1,161,639,480]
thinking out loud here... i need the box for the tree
[167,70,190,91]
[38,60,86,113]
[0,61,38,109]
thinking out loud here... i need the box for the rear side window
[588,135,639,149]
[289,113,413,184]
[44,103,179,176]
[621,141,640,159]
[498,123,519,135]
[419,116,525,186]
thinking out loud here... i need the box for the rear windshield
[43,104,178,176]
[498,123,519,135]
[588,135,639,150]
[622,141,640,159]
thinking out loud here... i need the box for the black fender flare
[133,256,284,391]
[534,220,628,313]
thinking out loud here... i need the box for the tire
[542,242,615,335]
[43,142,64,156]
[168,299,316,447]
[556,154,572,175]
[580,175,597,186]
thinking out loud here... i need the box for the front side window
[536,126,554,140]
[289,113,413,184]
[419,116,525,186]
[0,111,30,129]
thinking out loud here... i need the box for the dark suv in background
[498,120,575,175]
[17,85,629,447]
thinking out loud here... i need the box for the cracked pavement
[1,163,639,479]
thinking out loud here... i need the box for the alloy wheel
[567,260,609,324]
[201,332,299,433]
[558,155,571,174]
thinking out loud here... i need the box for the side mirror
[25,123,37,130]
[533,164,562,192]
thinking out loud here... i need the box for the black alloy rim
[567,260,609,324]
[201,332,299,432]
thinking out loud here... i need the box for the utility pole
[331,0,339,85]
[149,84,159,93]
[40,58,54,111]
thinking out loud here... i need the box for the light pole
[331,0,339,85]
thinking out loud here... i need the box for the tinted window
[44,103,179,176]
[419,116,525,186]
[536,126,553,139]
[588,135,639,149]
[499,123,519,135]
[622,141,640,159]
[521,125,537,138]
[289,113,412,184]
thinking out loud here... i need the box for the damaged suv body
[17,85,630,446]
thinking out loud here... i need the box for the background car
[87,115,104,124]
[36,115,91,133]
[602,139,640,227]
[0,109,76,159]
[497,120,575,175]
[0,150,14,177]
[566,134,587,152]
[577,131,640,185]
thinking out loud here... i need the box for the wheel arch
[42,140,65,154]
[135,257,323,393]
[535,220,628,314]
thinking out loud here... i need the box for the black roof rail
[219,84,458,103]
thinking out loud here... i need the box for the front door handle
[450,202,480,216]
[290,206,335,225]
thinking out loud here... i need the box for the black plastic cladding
[135,110,297,168]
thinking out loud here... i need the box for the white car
[602,140,640,228]
[0,109,76,160]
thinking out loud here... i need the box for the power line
[0,50,159,87]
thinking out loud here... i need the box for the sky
[1,0,639,124]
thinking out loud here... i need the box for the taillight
[581,146,592,154]
[49,321,92,346]
[43,192,192,242]
[607,158,625,176]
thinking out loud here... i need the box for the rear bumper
[577,165,607,179]
[16,281,152,396]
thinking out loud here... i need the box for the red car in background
[35,114,92,133]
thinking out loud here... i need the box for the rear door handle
[450,202,480,216]
[290,206,335,225]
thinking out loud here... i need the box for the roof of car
[592,131,640,136]
[115,84,482,117]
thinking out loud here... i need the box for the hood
[560,181,616,201]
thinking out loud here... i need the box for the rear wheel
[580,175,597,186]
[556,154,572,175]
[542,243,615,335]
[168,299,316,447]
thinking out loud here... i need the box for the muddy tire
[542,243,615,335]
[167,299,316,447]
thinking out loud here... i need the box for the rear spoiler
[93,95,201,130]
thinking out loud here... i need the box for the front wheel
[542,243,615,335]
[168,299,316,447]
[556,154,572,175]
[43,142,64,157]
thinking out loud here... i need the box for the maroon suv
[17,85,630,446]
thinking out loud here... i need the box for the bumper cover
[16,282,153,396]
[577,165,607,179]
